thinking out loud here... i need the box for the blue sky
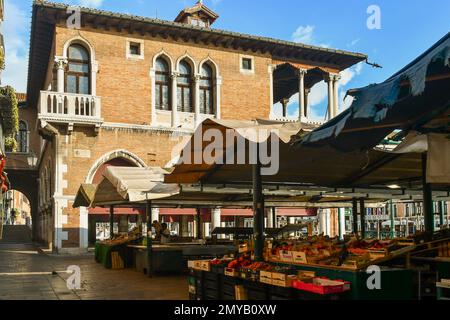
[2,0,450,120]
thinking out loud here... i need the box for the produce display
[99,227,141,246]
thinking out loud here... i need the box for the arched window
[66,44,90,94]
[200,64,214,115]
[17,121,28,153]
[177,60,193,113]
[155,57,171,111]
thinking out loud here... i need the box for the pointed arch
[152,50,175,72]
[176,53,197,73]
[198,56,220,77]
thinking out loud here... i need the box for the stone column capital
[54,56,68,69]
[297,68,308,77]
[171,72,180,79]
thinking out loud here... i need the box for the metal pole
[439,201,445,230]
[352,199,358,235]
[422,153,434,236]
[146,201,153,277]
[109,205,114,240]
[252,157,264,262]
[196,208,202,239]
[272,207,277,228]
[390,200,395,239]
[360,199,366,239]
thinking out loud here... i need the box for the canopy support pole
[439,201,445,229]
[390,200,395,239]
[422,153,434,236]
[352,199,358,235]
[253,155,264,262]
[109,205,114,240]
[360,199,366,239]
[338,208,345,240]
[196,208,202,239]
[146,201,153,278]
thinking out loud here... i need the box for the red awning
[88,207,144,215]
[159,208,197,216]
[220,209,254,217]
[277,208,317,217]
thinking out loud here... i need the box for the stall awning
[73,184,97,208]
[159,208,197,216]
[296,33,450,152]
[73,166,180,208]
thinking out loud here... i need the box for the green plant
[0,86,19,151]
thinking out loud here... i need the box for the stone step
[0,225,32,243]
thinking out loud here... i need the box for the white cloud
[1,0,29,93]
[348,38,360,47]
[292,25,315,44]
[79,0,104,8]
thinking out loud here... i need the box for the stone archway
[4,169,39,241]
[80,150,146,249]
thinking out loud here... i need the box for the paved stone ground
[0,243,189,300]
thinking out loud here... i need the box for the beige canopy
[76,166,180,207]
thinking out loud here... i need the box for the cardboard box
[259,270,273,285]
[188,260,196,269]
[192,260,211,272]
[272,275,297,288]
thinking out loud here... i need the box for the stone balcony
[38,91,103,132]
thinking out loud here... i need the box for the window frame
[65,44,91,95]
[16,120,29,154]
[199,64,214,115]
[177,61,194,113]
[126,39,144,60]
[239,55,255,74]
[155,57,171,111]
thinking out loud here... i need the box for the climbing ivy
[0,86,19,152]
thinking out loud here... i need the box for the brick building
[10,0,366,253]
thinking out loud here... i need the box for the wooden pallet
[111,251,125,269]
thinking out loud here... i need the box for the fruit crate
[293,277,351,295]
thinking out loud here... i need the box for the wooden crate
[235,285,248,300]
[193,260,211,272]
[259,271,273,285]
[292,251,308,264]
[224,268,239,277]
[111,251,124,269]
[279,250,294,263]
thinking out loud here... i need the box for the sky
[2,0,450,120]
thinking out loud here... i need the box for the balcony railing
[38,91,102,127]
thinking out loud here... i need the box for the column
[151,208,160,223]
[211,208,221,232]
[304,88,311,118]
[298,68,308,122]
[150,68,157,126]
[91,60,99,96]
[181,215,190,237]
[171,72,179,127]
[55,56,67,93]
[281,98,289,118]
[332,74,341,117]
[268,65,274,115]
[338,208,346,240]
[194,75,201,127]
[267,207,274,228]
[215,77,222,119]
[325,73,335,120]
